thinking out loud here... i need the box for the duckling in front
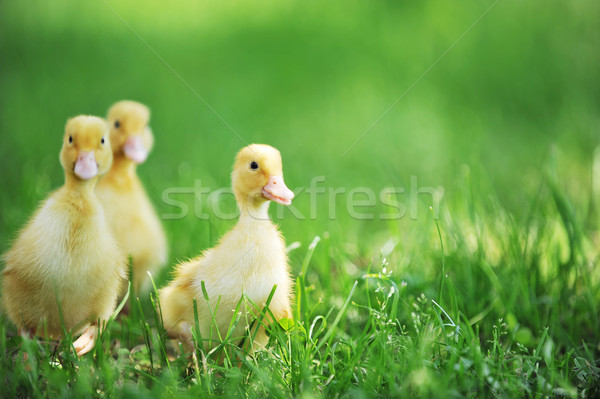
[159,144,295,353]
[96,100,167,294]
[1,116,126,356]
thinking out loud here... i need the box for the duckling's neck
[64,173,99,194]
[238,200,271,222]
[106,156,138,179]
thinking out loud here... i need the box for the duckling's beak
[262,175,294,205]
[74,151,98,180]
[124,135,148,163]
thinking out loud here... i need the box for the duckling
[1,116,126,356]
[159,144,295,352]
[96,100,167,294]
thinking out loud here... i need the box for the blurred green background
[1,0,599,281]
[1,1,600,396]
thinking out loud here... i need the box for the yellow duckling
[1,116,126,356]
[159,144,295,352]
[96,100,167,294]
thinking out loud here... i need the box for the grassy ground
[1,0,599,397]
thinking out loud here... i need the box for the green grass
[1,0,600,397]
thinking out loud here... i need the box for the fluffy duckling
[159,144,295,352]
[96,100,167,294]
[1,116,126,356]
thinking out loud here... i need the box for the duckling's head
[106,100,153,164]
[60,115,112,181]
[232,144,294,208]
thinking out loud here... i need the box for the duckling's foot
[178,321,192,341]
[73,325,97,356]
[19,327,35,339]
[18,328,37,371]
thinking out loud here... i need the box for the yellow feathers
[96,100,167,294]
[1,104,296,359]
[1,116,126,356]
[159,144,294,351]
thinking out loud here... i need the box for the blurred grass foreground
[1,0,599,397]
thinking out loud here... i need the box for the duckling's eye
[101,137,105,145]
[250,161,259,170]
[68,135,73,144]
[114,120,120,128]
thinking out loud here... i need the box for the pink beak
[74,151,98,180]
[262,175,294,205]
[124,135,148,164]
